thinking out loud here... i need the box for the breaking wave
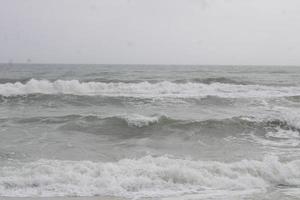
[0,156,299,198]
[118,114,168,128]
[3,112,300,134]
[5,114,171,128]
[1,79,300,98]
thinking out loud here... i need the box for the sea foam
[0,156,299,198]
[1,79,300,98]
[120,114,164,128]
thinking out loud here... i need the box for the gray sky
[1,0,300,65]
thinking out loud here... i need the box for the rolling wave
[0,79,300,98]
[3,113,300,133]
[5,114,173,128]
[0,156,299,198]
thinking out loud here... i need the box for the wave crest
[1,79,300,98]
[119,114,168,128]
[4,112,300,131]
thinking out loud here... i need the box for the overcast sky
[0,0,300,65]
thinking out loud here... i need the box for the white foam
[120,114,163,128]
[0,156,300,198]
[238,106,300,148]
[266,128,300,139]
[75,113,166,128]
[240,104,300,130]
[250,133,300,147]
[1,79,300,98]
[276,107,300,130]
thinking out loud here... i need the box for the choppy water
[0,64,300,199]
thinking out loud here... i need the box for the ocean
[0,64,300,200]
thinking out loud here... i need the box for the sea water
[0,64,300,199]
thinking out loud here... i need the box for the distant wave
[0,155,299,198]
[0,78,31,84]
[175,77,250,85]
[76,77,250,85]
[0,79,300,98]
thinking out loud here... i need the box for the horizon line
[0,62,299,67]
